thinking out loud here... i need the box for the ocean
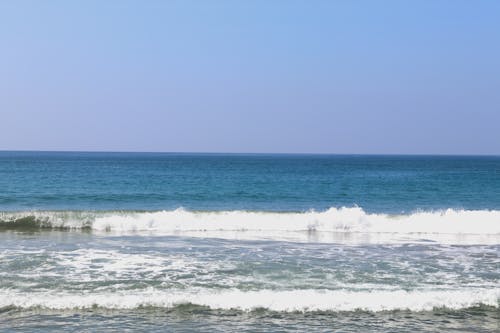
[0,152,498,332]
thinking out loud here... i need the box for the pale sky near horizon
[1,1,499,154]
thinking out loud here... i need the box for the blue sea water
[0,152,499,332]
[1,151,499,212]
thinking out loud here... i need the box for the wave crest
[1,208,499,244]
[1,289,498,312]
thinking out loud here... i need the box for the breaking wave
[1,208,499,245]
[1,288,498,312]
[1,207,499,234]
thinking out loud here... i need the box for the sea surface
[0,152,499,332]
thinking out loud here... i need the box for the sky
[1,1,499,154]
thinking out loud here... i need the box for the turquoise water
[0,152,499,332]
[1,151,499,212]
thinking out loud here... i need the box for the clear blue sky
[1,1,499,154]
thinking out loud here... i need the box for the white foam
[92,208,500,234]
[2,207,500,243]
[1,288,498,312]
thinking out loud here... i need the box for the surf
[1,288,498,312]
[1,207,499,234]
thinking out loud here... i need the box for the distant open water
[0,152,499,332]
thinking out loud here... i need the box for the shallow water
[2,307,499,333]
[0,231,498,332]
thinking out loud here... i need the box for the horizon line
[0,149,499,157]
